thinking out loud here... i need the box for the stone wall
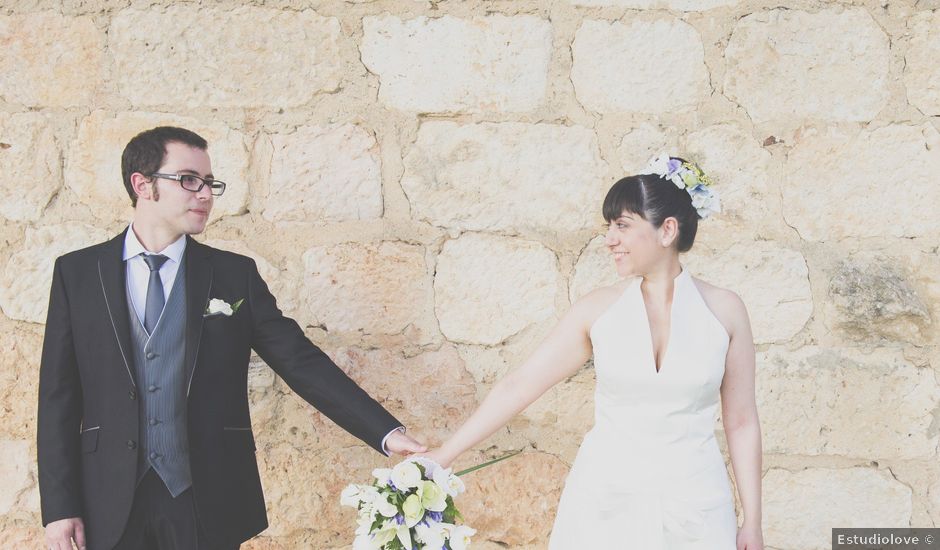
[1,1,938,549]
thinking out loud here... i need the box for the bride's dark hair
[602,157,700,253]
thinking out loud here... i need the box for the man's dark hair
[121,126,208,206]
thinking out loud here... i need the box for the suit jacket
[37,229,403,549]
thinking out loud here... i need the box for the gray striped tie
[142,254,169,334]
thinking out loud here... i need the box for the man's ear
[130,172,154,202]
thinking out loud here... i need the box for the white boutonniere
[204,298,244,318]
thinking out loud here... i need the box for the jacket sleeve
[37,256,84,525]
[245,259,402,454]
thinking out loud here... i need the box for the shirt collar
[122,222,187,264]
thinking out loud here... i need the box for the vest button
[126,440,136,449]
[148,385,158,392]
[128,390,137,400]
[149,418,158,426]
[146,351,155,360]
[149,452,158,460]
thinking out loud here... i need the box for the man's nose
[196,184,213,200]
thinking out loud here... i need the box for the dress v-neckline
[637,265,685,375]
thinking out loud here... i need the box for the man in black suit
[38,126,426,550]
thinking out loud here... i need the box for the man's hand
[384,430,428,456]
[45,517,85,550]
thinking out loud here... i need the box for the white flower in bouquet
[391,460,422,490]
[374,518,413,549]
[446,524,476,550]
[372,467,393,488]
[432,466,466,498]
[415,522,448,548]
[341,451,520,550]
[418,480,448,512]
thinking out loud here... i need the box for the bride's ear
[659,217,680,247]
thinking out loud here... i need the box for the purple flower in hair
[666,158,682,177]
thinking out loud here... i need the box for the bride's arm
[426,292,603,468]
[719,292,763,545]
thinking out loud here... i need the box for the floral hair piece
[643,153,721,219]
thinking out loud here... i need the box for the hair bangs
[602,176,647,222]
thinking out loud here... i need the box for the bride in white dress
[423,155,764,550]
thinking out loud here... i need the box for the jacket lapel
[97,229,137,387]
[184,236,213,397]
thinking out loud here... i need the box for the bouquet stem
[454,449,522,477]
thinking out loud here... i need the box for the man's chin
[184,223,208,235]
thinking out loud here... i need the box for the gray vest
[126,258,193,497]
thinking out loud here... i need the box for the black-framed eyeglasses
[149,173,227,196]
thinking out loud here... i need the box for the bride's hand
[414,448,455,470]
[736,521,763,550]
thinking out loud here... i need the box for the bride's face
[604,210,664,278]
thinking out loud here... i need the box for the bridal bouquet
[341,453,519,550]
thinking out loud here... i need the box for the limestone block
[725,8,890,122]
[258,444,392,540]
[905,11,940,116]
[0,526,44,549]
[110,6,343,108]
[763,467,911,550]
[930,478,940,527]
[784,124,940,241]
[67,111,250,225]
[301,241,435,340]
[0,13,101,107]
[617,123,679,175]
[241,537,288,550]
[0,439,30,514]
[518,365,596,462]
[571,18,709,114]
[571,0,739,8]
[0,112,60,222]
[401,122,607,234]
[201,238,297,320]
[826,254,931,345]
[435,234,560,345]
[684,123,778,231]
[332,345,477,443]
[0,319,42,440]
[361,15,552,113]
[457,451,568,546]
[570,235,624,303]
[757,346,938,460]
[263,125,383,223]
[688,242,812,344]
[0,223,109,324]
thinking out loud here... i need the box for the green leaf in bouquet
[454,449,522,477]
[370,516,383,532]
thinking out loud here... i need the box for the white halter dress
[548,265,737,549]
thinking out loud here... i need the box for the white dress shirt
[122,224,403,455]
[123,223,187,327]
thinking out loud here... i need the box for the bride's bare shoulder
[690,275,750,336]
[569,278,634,324]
